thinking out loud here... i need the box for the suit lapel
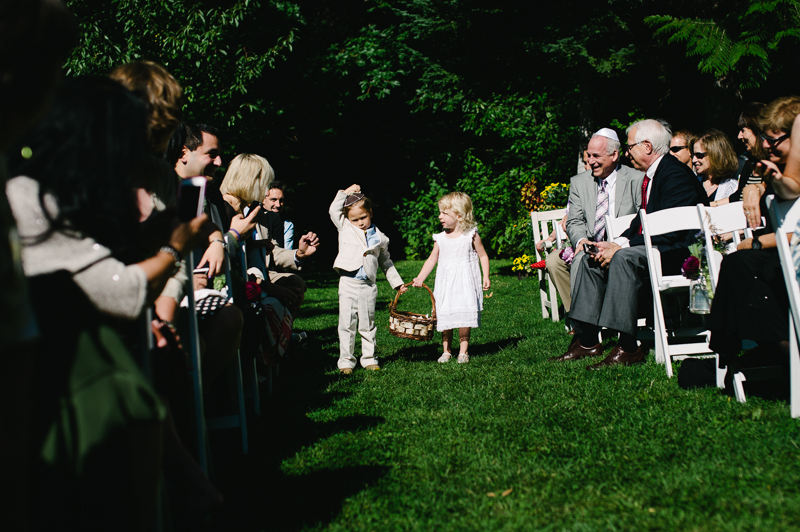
[614,167,630,217]
[645,158,668,214]
[585,176,598,233]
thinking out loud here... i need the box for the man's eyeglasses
[692,151,707,159]
[760,131,790,147]
[669,145,688,153]
[625,140,647,151]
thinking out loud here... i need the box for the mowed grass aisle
[211,260,800,531]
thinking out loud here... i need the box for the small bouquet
[681,231,727,313]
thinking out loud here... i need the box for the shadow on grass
[203,333,391,532]
[384,335,526,363]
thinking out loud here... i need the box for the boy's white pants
[338,276,378,369]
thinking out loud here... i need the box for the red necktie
[638,175,651,235]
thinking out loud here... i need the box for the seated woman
[709,96,800,381]
[7,77,208,530]
[692,129,740,203]
[218,153,302,360]
[725,102,769,204]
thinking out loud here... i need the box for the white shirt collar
[646,154,665,178]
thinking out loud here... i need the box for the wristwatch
[751,236,763,250]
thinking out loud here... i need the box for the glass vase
[689,273,711,314]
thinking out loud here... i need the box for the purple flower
[559,246,575,265]
[682,256,700,279]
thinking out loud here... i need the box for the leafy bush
[396,92,574,258]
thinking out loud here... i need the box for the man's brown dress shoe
[585,344,645,370]
[549,339,604,362]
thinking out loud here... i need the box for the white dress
[433,228,483,331]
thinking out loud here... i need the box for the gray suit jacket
[565,165,645,286]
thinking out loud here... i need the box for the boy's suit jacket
[329,190,403,288]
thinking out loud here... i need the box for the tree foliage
[64,0,302,133]
[646,0,800,89]
[59,0,800,259]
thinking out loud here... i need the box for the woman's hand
[742,183,764,229]
[483,276,491,290]
[169,214,209,255]
[229,205,262,240]
[412,277,424,288]
[344,184,361,195]
[197,237,225,277]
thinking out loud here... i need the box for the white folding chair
[531,208,567,322]
[184,251,211,473]
[767,195,800,415]
[640,206,715,378]
[240,238,275,397]
[697,202,749,292]
[604,213,636,241]
[201,242,250,455]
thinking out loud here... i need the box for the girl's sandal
[457,354,470,364]
[437,353,452,363]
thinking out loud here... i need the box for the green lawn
[210,259,800,531]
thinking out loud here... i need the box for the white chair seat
[658,276,691,292]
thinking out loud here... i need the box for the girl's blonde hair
[219,153,275,210]
[438,191,476,232]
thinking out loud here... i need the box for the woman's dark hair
[9,76,147,261]
[738,102,768,159]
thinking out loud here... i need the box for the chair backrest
[697,202,749,290]
[531,208,567,260]
[769,196,800,366]
[640,206,703,286]
[604,213,637,241]
[767,195,800,232]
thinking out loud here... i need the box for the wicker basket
[388,282,437,341]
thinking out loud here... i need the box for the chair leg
[538,271,549,320]
[547,273,559,322]
[251,357,260,417]
[790,315,800,418]
[233,351,248,455]
[715,354,726,390]
[733,372,747,403]
[267,366,274,396]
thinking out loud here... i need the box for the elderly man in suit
[548,128,643,355]
[557,119,708,370]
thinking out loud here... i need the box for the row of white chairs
[533,198,800,415]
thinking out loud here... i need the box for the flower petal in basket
[388,282,437,341]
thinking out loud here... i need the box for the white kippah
[593,128,619,142]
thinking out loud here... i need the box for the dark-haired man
[176,122,222,180]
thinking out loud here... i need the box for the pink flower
[682,256,701,279]
[245,281,262,302]
[559,246,575,265]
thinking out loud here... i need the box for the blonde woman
[412,191,491,364]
